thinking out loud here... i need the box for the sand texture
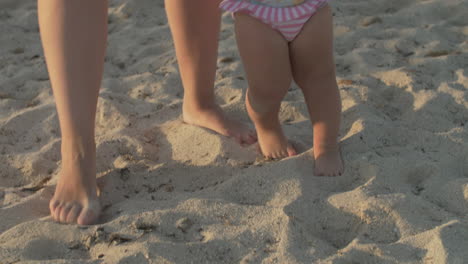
[1,0,467,263]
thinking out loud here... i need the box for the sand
[1,0,467,263]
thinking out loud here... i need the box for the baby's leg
[234,13,296,159]
[290,5,344,176]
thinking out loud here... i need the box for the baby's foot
[256,127,297,159]
[183,103,257,145]
[313,144,343,176]
[49,144,100,225]
[246,94,296,160]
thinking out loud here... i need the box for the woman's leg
[234,13,296,159]
[38,0,107,224]
[290,5,344,176]
[165,0,256,145]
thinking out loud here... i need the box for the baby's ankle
[313,141,339,153]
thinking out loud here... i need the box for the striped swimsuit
[220,0,329,41]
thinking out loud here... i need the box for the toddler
[220,0,343,176]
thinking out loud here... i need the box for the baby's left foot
[313,144,343,176]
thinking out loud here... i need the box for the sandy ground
[1,0,467,263]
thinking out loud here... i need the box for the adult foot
[49,143,100,225]
[183,103,257,145]
[246,94,296,160]
[313,144,343,176]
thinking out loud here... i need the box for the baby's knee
[248,86,285,105]
[294,65,335,87]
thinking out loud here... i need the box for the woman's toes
[77,202,100,226]
[49,199,60,215]
[59,204,73,223]
[232,133,242,144]
[287,145,297,157]
[66,205,82,224]
[53,203,64,222]
[243,136,253,145]
[314,168,324,177]
[237,130,257,145]
[240,136,250,145]
[247,131,258,144]
[77,210,97,226]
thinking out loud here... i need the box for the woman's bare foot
[49,142,100,225]
[246,94,296,159]
[165,0,256,146]
[313,144,343,176]
[183,103,257,145]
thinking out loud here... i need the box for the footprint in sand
[403,163,435,196]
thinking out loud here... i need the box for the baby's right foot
[255,126,297,159]
[246,93,296,160]
[313,143,343,176]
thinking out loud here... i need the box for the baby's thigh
[290,5,335,80]
[234,12,293,92]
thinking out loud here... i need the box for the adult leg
[38,0,107,224]
[290,5,343,176]
[235,13,296,159]
[165,0,256,145]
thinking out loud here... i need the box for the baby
[220,0,343,176]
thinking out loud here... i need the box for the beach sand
[1,0,467,263]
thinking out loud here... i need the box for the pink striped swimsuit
[220,0,329,41]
